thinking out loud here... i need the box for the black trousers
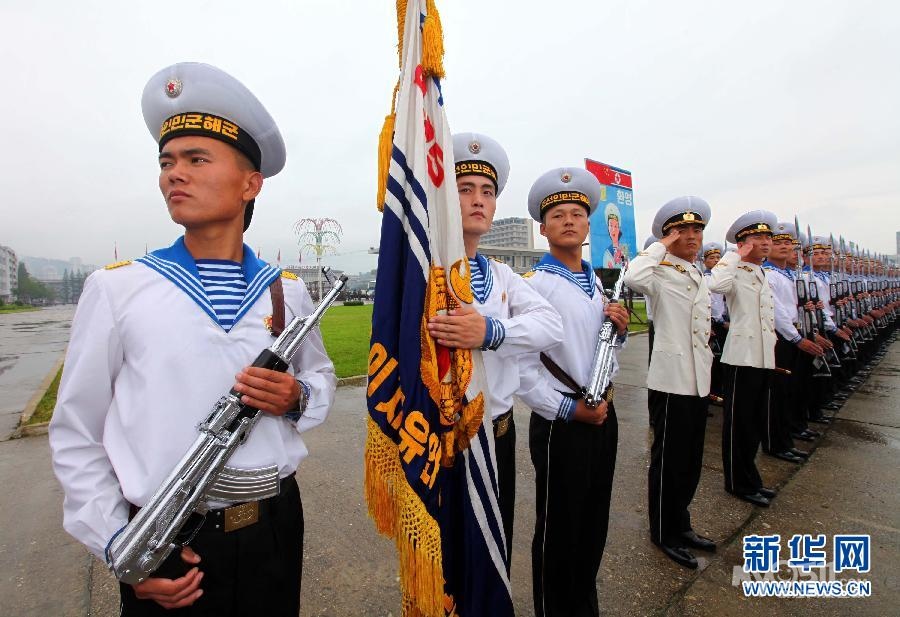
[647,321,662,423]
[120,477,304,616]
[530,406,618,617]
[493,410,516,570]
[709,321,728,398]
[648,392,708,545]
[722,364,770,495]
[764,338,797,454]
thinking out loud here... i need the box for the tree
[14,263,55,305]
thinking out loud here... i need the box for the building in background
[0,245,18,302]
[283,265,346,300]
[480,217,533,249]
[478,246,546,274]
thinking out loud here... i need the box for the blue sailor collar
[533,252,597,298]
[137,236,281,332]
[762,260,794,280]
[469,253,494,304]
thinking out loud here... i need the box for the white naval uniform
[472,257,563,419]
[49,259,336,559]
[810,271,837,330]
[623,242,713,397]
[516,269,622,420]
[764,264,803,343]
[707,251,776,369]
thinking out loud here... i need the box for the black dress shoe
[654,541,698,569]
[791,431,815,442]
[809,416,832,425]
[681,530,716,552]
[823,402,842,411]
[789,448,809,459]
[758,487,777,499]
[803,428,821,437]
[771,451,803,463]
[729,491,771,507]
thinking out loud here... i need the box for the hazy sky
[3,0,899,274]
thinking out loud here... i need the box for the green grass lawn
[318,303,373,379]
[627,299,649,333]
[0,305,39,314]
[27,366,62,425]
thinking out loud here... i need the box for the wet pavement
[0,328,897,616]
[0,306,74,439]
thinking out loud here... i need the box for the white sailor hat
[772,221,798,242]
[726,210,777,243]
[651,196,711,238]
[527,167,602,222]
[643,235,658,250]
[605,202,621,222]
[803,234,832,250]
[142,62,286,178]
[702,241,723,258]
[453,132,510,195]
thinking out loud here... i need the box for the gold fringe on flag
[365,417,445,617]
[376,81,400,213]
[421,0,445,78]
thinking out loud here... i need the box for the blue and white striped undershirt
[572,270,593,295]
[196,260,247,332]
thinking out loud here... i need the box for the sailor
[701,242,727,401]
[517,167,628,616]
[761,222,818,463]
[708,210,778,508]
[49,63,337,614]
[427,132,563,570]
[623,196,716,570]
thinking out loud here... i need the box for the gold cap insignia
[468,141,481,154]
[561,172,572,183]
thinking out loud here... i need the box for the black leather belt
[493,409,513,438]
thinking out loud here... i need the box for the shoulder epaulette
[659,261,687,273]
[280,270,298,280]
[522,270,536,279]
[738,265,755,272]
[104,260,132,270]
[637,251,649,256]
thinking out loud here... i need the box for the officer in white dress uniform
[643,235,660,425]
[623,196,716,570]
[516,167,628,617]
[49,63,337,615]
[708,210,778,508]
[426,132,562,570]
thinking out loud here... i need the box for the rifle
[584,260,628,408]
[807,224,842,369]
[108,270,348,584]
[794,217,830,377]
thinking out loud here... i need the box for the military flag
[364,1,513,615]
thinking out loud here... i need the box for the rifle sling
[539,352,584,400]
[269,276,286,336]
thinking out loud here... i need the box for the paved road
[1,330,897,616]
[0,306,74,439]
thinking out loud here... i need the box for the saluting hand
[605,302,629,335]
[427,305,487,349]
[737,242,756,260]
[132,546,203,609]
[658,228,682,249]
[233,367,301,416]
[573,399,608,426]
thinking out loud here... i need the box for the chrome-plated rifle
[807,224,843,369]
[829,233,856,358]
[108,270,348,584]
[794,217,830,377]
[584,260,628,408]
